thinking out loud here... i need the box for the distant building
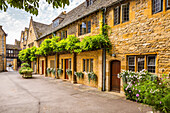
[0,25,7,72]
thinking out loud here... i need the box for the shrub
[51,68,56,75]
[19,67,33,74]
[87,72,97,83]
[119,70,170,113]
[47,68,51,75]
[21,63,30,67]
[75,72,84,79]
[66,69,72,76]
[57,68,63,76]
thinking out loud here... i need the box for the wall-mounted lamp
[112,54,116,57]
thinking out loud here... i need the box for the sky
[0,0,85,44]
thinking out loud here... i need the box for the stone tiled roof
[32,21,51,39]
[38,0,121,40]
[6,44,21,50]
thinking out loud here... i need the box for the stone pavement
[0,72,152,113]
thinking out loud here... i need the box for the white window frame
[167,0,170,9]
[114,6,120,25]
[152,0,163,14]
[128,56,135,71]
[121,3,130,23]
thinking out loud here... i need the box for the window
[90,59,93,72]
[53,19,59,28]
[128,55,156,73]
[50,60,55,68]
[114,6,120,25]
[137,56,145,72]
[61,31,67,40]
[79,21,91,35]
[83,59,94,72]
[128,56,135,71]
[53,33,56,36]
[147,56,156,73]
[39,41,42,47]
[69,58,71,69]
[61,59,63,69]
[167,0,170,9]
[152,0,163,14]
[86,0,93,7]
[83,59,86,72]
[122,3,129,23]
[87,21,91,33]
[87,59,89,72]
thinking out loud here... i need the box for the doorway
[110,60,121,92]
[65,59,69,79]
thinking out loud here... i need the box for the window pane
[50,60,55,68]
[80,25,82,35]
[114,6,120,25]
[152,0,162,14]
[122,3,129,23]
[61,59,63,69]
[83,59,86,72]
[148,56,156,73]
[82,22,86,35]
[128,56,135,71]
[87,59,89,72]
[88,21,91,33]
[138,56,145,72]
[167,0,170,9]
[69,58,71,69]
[90,59,93,72]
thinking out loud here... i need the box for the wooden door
[111,60,121,92]
[65,59,69,79]
[42,60,44,75]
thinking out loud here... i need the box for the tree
[18,46,37,63]
[0,0,69,15]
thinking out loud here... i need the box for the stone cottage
[0,25,7,72]
[21,0,170,93]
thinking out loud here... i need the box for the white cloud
[0,0,85,44]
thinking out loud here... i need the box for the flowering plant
[119,70,170,113]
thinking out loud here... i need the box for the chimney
[31,16,33,21]
[63,11,66,15]
[0,25,2,29]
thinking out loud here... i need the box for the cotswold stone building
[21,0,170,92]
[0,25,7,72]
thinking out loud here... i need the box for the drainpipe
[102,7,106,91]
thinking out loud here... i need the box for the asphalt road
[0,72,152,113]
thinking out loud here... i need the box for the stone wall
[76,50,103,89]
[105,0,170,91]
[0,55,3,72]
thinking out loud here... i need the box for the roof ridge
[32,20,49,26]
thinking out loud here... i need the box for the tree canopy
[18,46,37,63]
[0,0,69,15]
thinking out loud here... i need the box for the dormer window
[53,19,59,28]
[86,0,93,7]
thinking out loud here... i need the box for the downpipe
[102,8,106,91]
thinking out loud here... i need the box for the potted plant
[88,72,97,83]
[51,68,56,78]
[66,69,72,78]
[57,68,63,77]
[75,72,84,80]
[47,68,51,76]
[19,63,33,78]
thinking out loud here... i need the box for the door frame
[110,60,121,92]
